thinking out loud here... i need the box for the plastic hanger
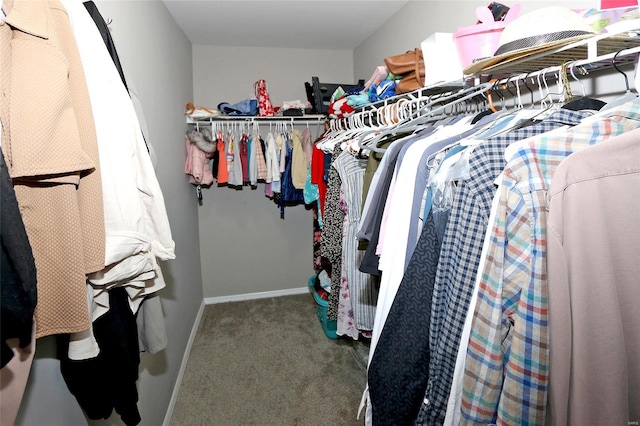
[355,82,491,154]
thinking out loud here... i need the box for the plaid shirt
[255,131,268,180]
[461,99,640,425]
[416,109,591,425]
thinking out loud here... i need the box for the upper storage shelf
[464,29,640,77]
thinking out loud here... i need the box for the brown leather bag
[384,48,424,76]
[396,71,424,94]
[384,48,425,94]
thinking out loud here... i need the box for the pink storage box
[454,4,521,68]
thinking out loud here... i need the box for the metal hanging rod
[186,115,327,125]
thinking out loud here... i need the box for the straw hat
[464,6,596,75]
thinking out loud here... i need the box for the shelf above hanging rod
[467,30,640,78]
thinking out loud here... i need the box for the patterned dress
[321,146,344,322]
[333,148,377,336]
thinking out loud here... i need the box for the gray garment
[332,150,377,331]
[357,129,432,242]
[136,294,168,354]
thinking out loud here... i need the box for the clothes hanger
[562,62,606,111]
[521,72,535,106]
[600,50,639,111]
[355,82,492,154]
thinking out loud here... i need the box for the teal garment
[304,168,322,226]
[346,94,371,108]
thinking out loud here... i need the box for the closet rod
[186,115,327,125]
[492,45,640,88]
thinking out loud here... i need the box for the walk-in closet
[1,0,638,425]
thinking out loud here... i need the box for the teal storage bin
[308,276,338,340]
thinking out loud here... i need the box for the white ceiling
[162,0,410,50]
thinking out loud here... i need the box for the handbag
[384,48,425,94]
[384,48,424,76]
[254,79,275,117]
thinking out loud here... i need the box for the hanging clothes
[417,108,592,425]
[255,133,268,182]
[332,148,377,335]
[1,0,106,339]
[58,287,141,426]
[216,130,229,184]
[0,148,37,426]
[546,127,640,426]
[321,146,345,323]
[461,99,640,425]
[185,133,215,186]
[278,132,305,217]
[61,0,175,363]
[240,133,249,184]
[0,150,37,368]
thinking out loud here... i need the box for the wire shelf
[469,32,640,78]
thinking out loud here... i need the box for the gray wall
[192,45,354,299]
[16,1,201,425]
[193,45,355,107]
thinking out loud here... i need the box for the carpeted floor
[170,293,370,425]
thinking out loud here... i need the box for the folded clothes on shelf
[217,98,258,116]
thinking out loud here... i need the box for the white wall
[192,45,354,299]
[15,1,201,425]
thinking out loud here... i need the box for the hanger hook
[503,76,517,109]
[569,62,586,97]
[536,72,546,109]
[515,75,524,109]
[523,72,534,105]
[613,50,630,92]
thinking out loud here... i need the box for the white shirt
[61,0,175,357]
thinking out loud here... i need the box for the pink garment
[302,127,313,165]
[364,65,389,90]
[184,134,214,186]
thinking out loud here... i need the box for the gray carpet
[170,293,370,425]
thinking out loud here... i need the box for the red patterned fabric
[254,79,275,117]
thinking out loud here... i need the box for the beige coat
[0,0,105,338]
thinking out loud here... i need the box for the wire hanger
[523,72,535,106]
[613,49,631,93]
[600,49,639,111]
[562,61,607,111]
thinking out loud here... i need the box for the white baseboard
[204,287,310,305]
[162,298,206,426]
